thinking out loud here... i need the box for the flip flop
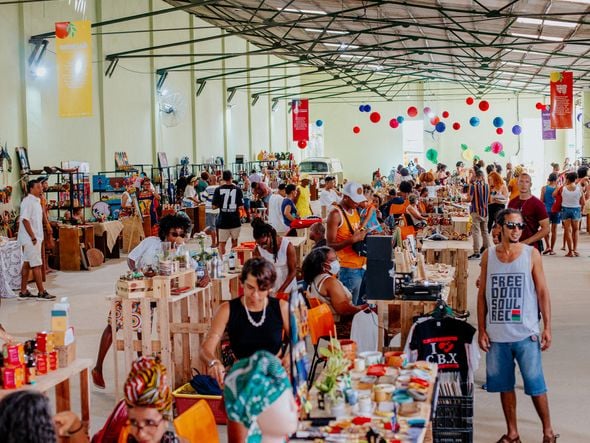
[549,251,556,255]
[542,249,551,255]
[496,435,521,443]
[574,251,580,257]
[566,252,574,257]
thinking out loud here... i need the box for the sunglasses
[504,222,525,230]
[169,231,185,238]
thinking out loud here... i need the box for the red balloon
[479,100,490,111]
[430,116,440,126]
[389,118,399,129]
[452,122,461,130]
[442,111,450,119]
[353,126,360,134]
[370,112,381,123]
[297,140,307,149]
[407,106,418,117]
[535,102,543,110]
[466,97,474,105]
[496,128,504,135]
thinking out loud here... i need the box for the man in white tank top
[477,208,558,443]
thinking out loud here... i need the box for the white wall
[0,1,294,207]
[303,79,566,183]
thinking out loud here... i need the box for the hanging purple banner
[542,109,556,140]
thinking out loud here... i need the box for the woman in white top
[554,171,585,256]
[183,176,199,207]
[252,219,297,295]
[120,183,135,217]
[302,246,367,338]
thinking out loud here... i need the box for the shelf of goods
[43,171,90,219]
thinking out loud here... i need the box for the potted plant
[315,338,351,405]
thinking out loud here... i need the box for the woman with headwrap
[121,356,181,443]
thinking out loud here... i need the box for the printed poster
[55,20,92,117]
[542,109,556,140]
[549,71,573,129]
[292,99,309,141]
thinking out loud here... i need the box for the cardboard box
[57,342,76,368]
[3,343,24,366]
[2,364,25,389]
[53,327,75,347]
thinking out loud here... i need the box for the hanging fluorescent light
[510,32,564,42]
[324,43,360,49]
[561,0,590,4]
[304,28,348,35]
[516,17,578,28]
[340,54,374,60]
[277,7,326,15]
[495,70,532,78]
[511,49,550,56]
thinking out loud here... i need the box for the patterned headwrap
[223,350,292,442]
[123,356,173,419]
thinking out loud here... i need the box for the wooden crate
[116,279,153,299]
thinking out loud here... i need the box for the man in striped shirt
[468,169,490,259]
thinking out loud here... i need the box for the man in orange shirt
[326,182,368,305]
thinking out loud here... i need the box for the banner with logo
[549,71,573,129]
[292,99,309,141]
[55,20,92,117]
[542,108,556,140]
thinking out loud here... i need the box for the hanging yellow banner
[55,20,92,117]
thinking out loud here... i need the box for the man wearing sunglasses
[477,208,557,443]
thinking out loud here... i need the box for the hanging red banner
[549,71,573,129]
[292,99,309,141]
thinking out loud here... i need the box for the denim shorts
[561,206,581,221]
[548,211,561,224]
[486,336,547,396]
[338,267,365,306]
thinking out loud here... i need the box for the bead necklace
[243,297,267,328]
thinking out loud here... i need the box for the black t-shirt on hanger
[409,317,476,383]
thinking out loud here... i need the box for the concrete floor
[1,228,589,441]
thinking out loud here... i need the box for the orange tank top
[333,206,366,269]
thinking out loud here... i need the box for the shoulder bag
[338,205,367,257]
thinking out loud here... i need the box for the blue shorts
[548,211,561,224]
[561,206,581,221]
[486,336,547,396]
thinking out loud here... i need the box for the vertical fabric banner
[542,109,556,140]
[292,99,309,141]
[56,20,92,117]
[549,71,573,129]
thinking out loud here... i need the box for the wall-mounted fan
[158,91,187,127]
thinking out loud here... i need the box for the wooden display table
[420,240,470,312]
[183,205,206,235]
[369,264,455,350]
[234,236,308,269]
[212,272,241,301]
[58,225,94,271]
[0,358,92,437]
[110,271,220,392]
[92,220,123,260]
[303,363,438,443]
[451,216,470,235]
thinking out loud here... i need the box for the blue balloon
[316,119,323,127]
[469,116,480,127]
[511,124,522,135]
[493,117,504,128]
[397,115,405,123]
[364,104,372,113]
[359,105,365,112]
[435,122,446,133]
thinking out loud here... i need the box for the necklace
[243,297,267,327]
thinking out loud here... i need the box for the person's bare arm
[200,302,230,386]
[531,248,552,351]
[323,278,363,315]
[283,203,297,222]
[252,246,261,258]
[522,218,549,246]
[552,187,559,198]
[277,242,297,294]
[477,250,490,352]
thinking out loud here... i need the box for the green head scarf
[223,350,292,442]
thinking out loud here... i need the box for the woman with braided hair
[121,356,183,443]
[251,218,297,296]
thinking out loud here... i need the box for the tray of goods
[116,274,153,298]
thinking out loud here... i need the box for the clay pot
[384,351,405,368]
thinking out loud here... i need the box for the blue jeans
[486,335,547,396]
[339,267,365,306]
